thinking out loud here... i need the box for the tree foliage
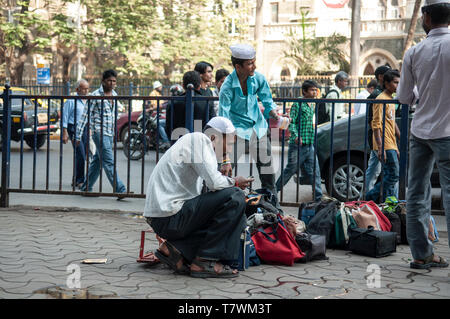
[76,0,250,82]
[284,10,349,76]
[0,0,81,84]
[0,0,251,84]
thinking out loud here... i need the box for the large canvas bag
[252,215,305,266]
[346,201,392,231]
[306,201,340,245]
[348,226,397,258]
[328,203,358,249]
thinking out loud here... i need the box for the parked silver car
[312,108,439,202]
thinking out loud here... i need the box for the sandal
[410,254,449,269]
[190,258,239,278]
[154,241,190,274]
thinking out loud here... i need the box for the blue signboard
[37,67,50,85]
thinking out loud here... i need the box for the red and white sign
[322,0,350,8]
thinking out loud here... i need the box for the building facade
[247,0,427,83]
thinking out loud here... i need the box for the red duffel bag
[251,215,305,266]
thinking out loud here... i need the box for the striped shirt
[76,86,122,141]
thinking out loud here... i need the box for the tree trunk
[350,0,361,88]
[254,0,264,68]
[402,0,422,58]
[60,50,77,83]
[6,48,28,86]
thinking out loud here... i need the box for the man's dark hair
[194,61,213,75]
[215,69,230,83]
[301,80,318,94]
[367,79,378,89]
[231,56,247,68]
[182,71,202,90]
[102,69,117,81]
[374,65,391,79]
[382,69,401,88]
[422,3,450,25]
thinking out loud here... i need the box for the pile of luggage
[300,195,439,258]
[236,190,439,270]
[231,189,329,270]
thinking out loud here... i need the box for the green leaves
[284,9,349,75]
[1,0,251,82]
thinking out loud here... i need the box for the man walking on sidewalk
[276,80,323,202]
[397,0,450,269]
[76,69,127,198]
[62,79,90,189]
[365,69,401,204]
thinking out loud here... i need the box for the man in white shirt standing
[62,79,89,189]
[324,71,349,121]
[397,0,450,269]
[144,117,254,278]
[353,79,377,116]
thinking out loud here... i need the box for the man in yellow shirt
[366,69,401,203]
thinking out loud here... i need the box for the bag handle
[350,226,375,240]
[256,223,279,243]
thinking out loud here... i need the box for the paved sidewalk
[0,206,448,299]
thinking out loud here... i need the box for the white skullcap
[206,116,236,134]
[153,81,162,89]
[230,44,256,60]
[424,0,449,5]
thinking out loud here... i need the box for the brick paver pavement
[0,206,448,299]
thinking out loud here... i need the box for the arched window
[363,63,374,76]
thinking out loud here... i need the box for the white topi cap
[206,116,236,135]
[424,0,449,5]
[153,81,162,89]
[229,44,256,60]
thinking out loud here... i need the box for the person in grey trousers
[397,0,450,269]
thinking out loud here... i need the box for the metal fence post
[65,81,71,95]
[129,82,134,96]
[185,84,194,133]
[1,85,12,207]
[399,104,410,200]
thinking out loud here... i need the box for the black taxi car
[0,87,59,149]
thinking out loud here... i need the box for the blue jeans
[406,135,450,260]
[365,149,399,203]
[68,124,87,185]
[158,119,169,143]
[364,150,381,196]
[81,132,126,193]
[276,143,323,201]
[361,150,398,199]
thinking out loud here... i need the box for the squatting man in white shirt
[143,117,254,278]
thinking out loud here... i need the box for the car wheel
[324,155,365,202]
[120,123,139,144]
[25,134,46,149]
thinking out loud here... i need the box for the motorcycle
[123,110,169,160]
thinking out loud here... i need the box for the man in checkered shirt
[76,69,127,198]
[276,80,323,202]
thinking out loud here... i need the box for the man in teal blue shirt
[219,44,288,204]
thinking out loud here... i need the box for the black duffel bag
[306,200,340,246]
[348,226,397,258]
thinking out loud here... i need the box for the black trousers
[147,187,247,263]
[67,124,88,185]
